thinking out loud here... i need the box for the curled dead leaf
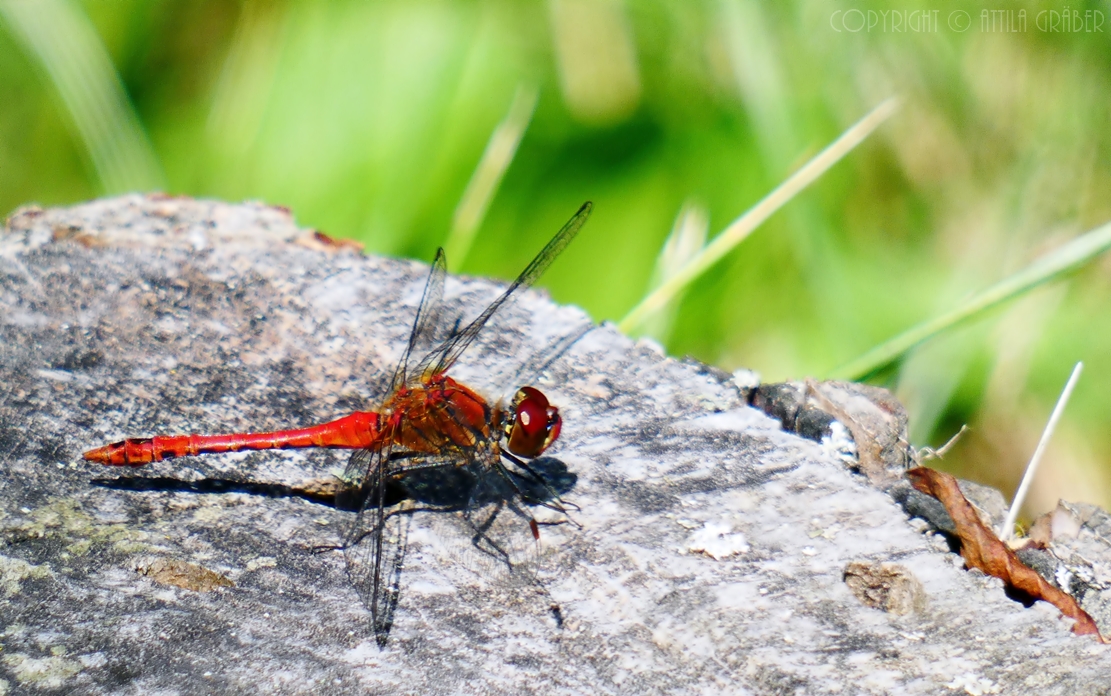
[294,230,364,253]
[906,466,1105,642]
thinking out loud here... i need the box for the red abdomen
[84,411,383,467]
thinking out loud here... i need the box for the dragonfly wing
[341,445,409,647]
[341,447,481,644]
[413,202,592,381]
[498,319,596,397]
[469,495,541,583]
[419,463,542,585]
[390,248,447,393]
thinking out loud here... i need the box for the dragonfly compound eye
[506,386,562,457]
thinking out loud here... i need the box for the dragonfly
[84,201,593,644]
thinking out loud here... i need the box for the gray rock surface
[2,195,1111,695]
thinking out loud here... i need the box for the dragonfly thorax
[502,386,561,458]
[378,375,494,455]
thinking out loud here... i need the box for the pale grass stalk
[640,201,709,341]
[1003,361,1084,540]
[617,97,899,333]
[444,84,539,266]
[0,0,163,192]
[829,222,1111,381]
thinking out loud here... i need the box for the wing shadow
[91,456,576,647]
[91,453,577,640]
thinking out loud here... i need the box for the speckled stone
[3,195,1111,695]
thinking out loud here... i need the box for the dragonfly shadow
[90,475,342,506]
[89,456,577,514]
[91,456,577,649]
[379,456,578,512]
[355,456,578,647]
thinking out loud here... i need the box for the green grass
[3,0,1111,522]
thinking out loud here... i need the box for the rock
[843,561,928,615]
[3,194,1111,695]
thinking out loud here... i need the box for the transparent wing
[391,248,447,392]
[416,461,546,585]
[413,202,592,382]
[497,319,596,397]
[466,495,541,582]
[422,500,541,587]
[340,444,407,647]
[340,446,477,646]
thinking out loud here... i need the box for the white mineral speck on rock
[687,522,750,560]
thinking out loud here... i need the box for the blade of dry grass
[830,221,1111,380]
[444,84,538,267]
[617,97,899,333]
[0,0,164,193]
[1002,361,1083,539]
[639,201,709,342]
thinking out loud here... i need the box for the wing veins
[392,249,447,392]
[414,202,592,381]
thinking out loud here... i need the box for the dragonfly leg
[499,452,582,526]
[463,499,521,572]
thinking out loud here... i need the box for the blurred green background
[2,0,1110,521]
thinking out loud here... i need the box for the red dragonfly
[85,201,592,644]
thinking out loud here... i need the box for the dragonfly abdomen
[84,411,383,466]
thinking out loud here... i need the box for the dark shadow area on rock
[91,456,576,513]
[92,456,578,648]
[330,455,578,648]
[91,475,365,509]
[397,456,577,509]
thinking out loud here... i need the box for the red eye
[516,391,547,438]
[506,387,561,457]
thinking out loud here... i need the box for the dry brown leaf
[294,230,364,253]
[906,466,1104,641]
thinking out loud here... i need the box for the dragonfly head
[504,386,562,458]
